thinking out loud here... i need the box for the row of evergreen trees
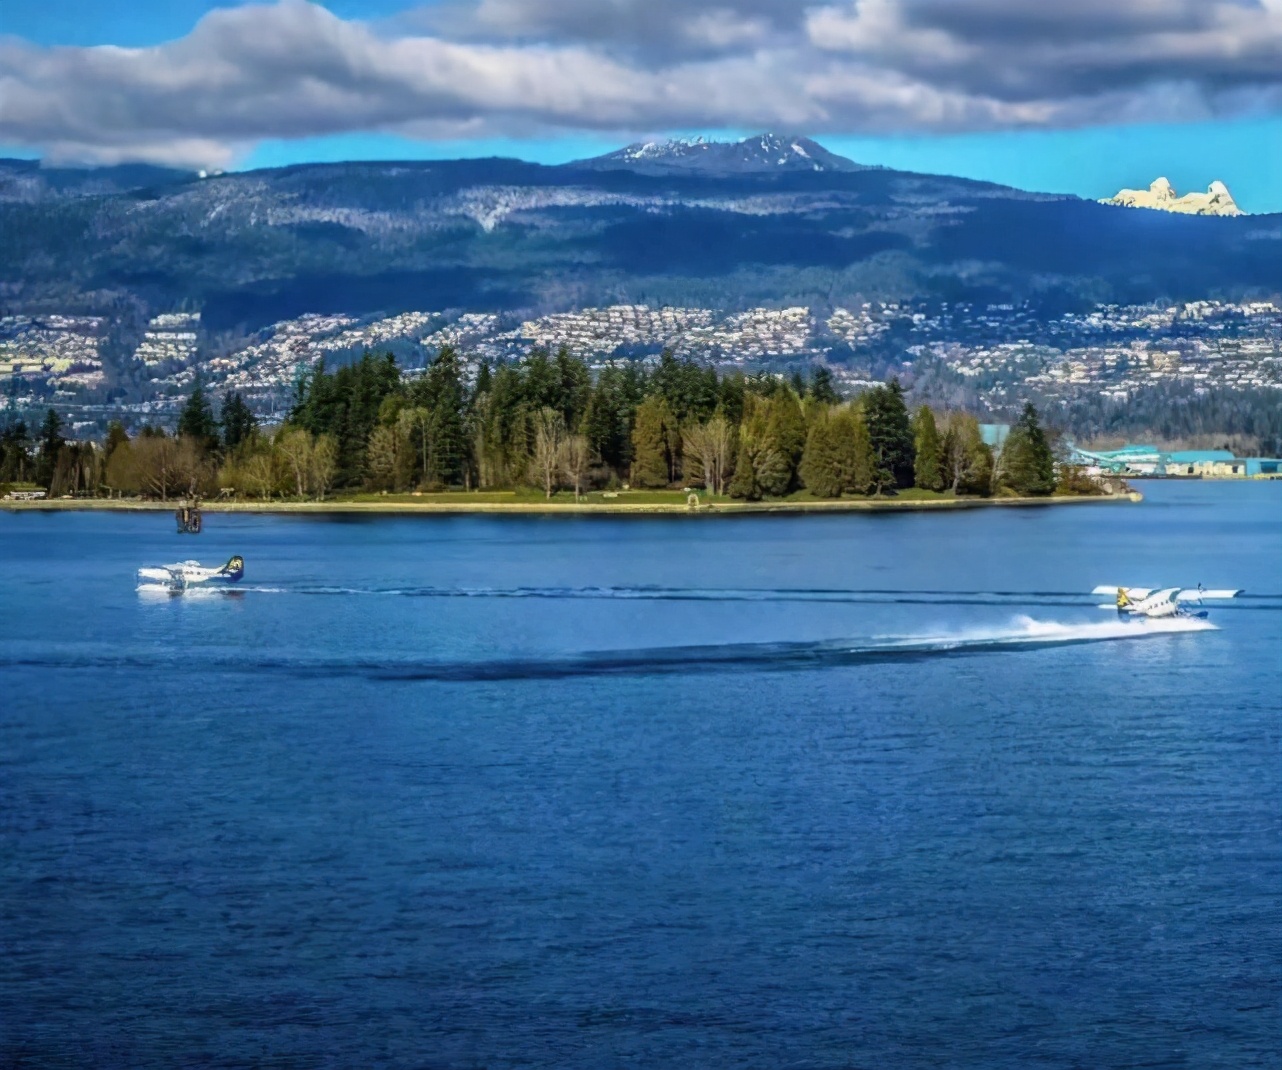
[3,348,1064,500]
[254,348,1058,499]
[0,387,262,499]
[0,409,105,497]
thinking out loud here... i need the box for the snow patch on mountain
[1101,177,1244,216]
[572,133,866,175]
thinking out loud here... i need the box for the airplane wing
[1091,585,1243,613]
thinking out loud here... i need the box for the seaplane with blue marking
[138,556,244,592]
[1092,584,1241,620]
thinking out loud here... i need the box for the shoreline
[2,492,1142,516]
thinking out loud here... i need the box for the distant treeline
[1,349,1077,501]
[1050,385,1282,457]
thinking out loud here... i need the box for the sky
[2,0,1280,213]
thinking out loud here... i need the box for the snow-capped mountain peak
[572,133,866,175]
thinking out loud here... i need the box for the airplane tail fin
[219,556,245,581]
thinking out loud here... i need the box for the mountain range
[1,135,1278,334]
[573,134,869,175]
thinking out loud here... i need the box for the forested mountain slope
[2,148,1278,333]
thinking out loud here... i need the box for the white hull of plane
[1091,585,1241,619]
[138,557,244,590]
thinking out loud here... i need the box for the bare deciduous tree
[365,425,401,491]
[942,412,991,495]
[533,407,566,499]
[104,440,140,496]
[240,450,277,499]
[311,433,338,500]
[133,435,180,501]
[682,414,736,496]
[275,428,313,499]
[562,434,591,500]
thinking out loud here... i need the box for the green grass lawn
[781,487,959,503]
[323,486,987,508]
[335,487,730,506]
[884,487,957,501]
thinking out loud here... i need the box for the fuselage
[1124,587,1182,618]
[137,558,243,587]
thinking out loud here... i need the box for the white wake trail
[877,614,1217,652]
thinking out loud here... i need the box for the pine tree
[863,379,915,490]
[584,371,630,472]
[854,407,876,494]
[293,352,404,487]
[523,349,560,412]
[651,350,683,417]
[36,409,65,489]
[999,402,1056,495]
[717,373,746,427]
[483,363,529,486]
[911,405,945,491]
[728,437,759,500]
[799,409,844,498]
[412,347,467,485]
[832,406,874,495]
[0,420,32,483]
[104,421,129,460]
[753,389,806,497]
[473,361,493,398]
[178,382,219,452]
[808,367,840,405]
[220,392,257,451]
[630,396,672,488]
[554,347,591,431]
[728,394,771,500]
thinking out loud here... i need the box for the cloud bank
[1,0,1279,167]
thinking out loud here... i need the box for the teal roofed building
[1065,444,1281,478]
[1068,443,1164,474]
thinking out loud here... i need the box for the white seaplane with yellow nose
[1092,585,1242,620]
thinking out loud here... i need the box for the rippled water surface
[3,482,1280,1068]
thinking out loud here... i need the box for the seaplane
[1091,584,1242,620]
[138,556,244,592]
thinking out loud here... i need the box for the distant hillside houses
[1070,445,1281,479]
[135,312,200,367]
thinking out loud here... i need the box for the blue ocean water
[2,482,1279,1068]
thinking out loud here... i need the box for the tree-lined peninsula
[2,347,1097,508]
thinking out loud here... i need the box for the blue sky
[3,0,1280,213]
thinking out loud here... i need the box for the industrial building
[1069,445,1281,479]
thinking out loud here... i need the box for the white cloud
[0,0,1278,168]
[807,0,1282,102]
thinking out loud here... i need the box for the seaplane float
[1092,584,1242,620]
[138,556,244,592]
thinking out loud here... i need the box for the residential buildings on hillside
[2,299,1278,432]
